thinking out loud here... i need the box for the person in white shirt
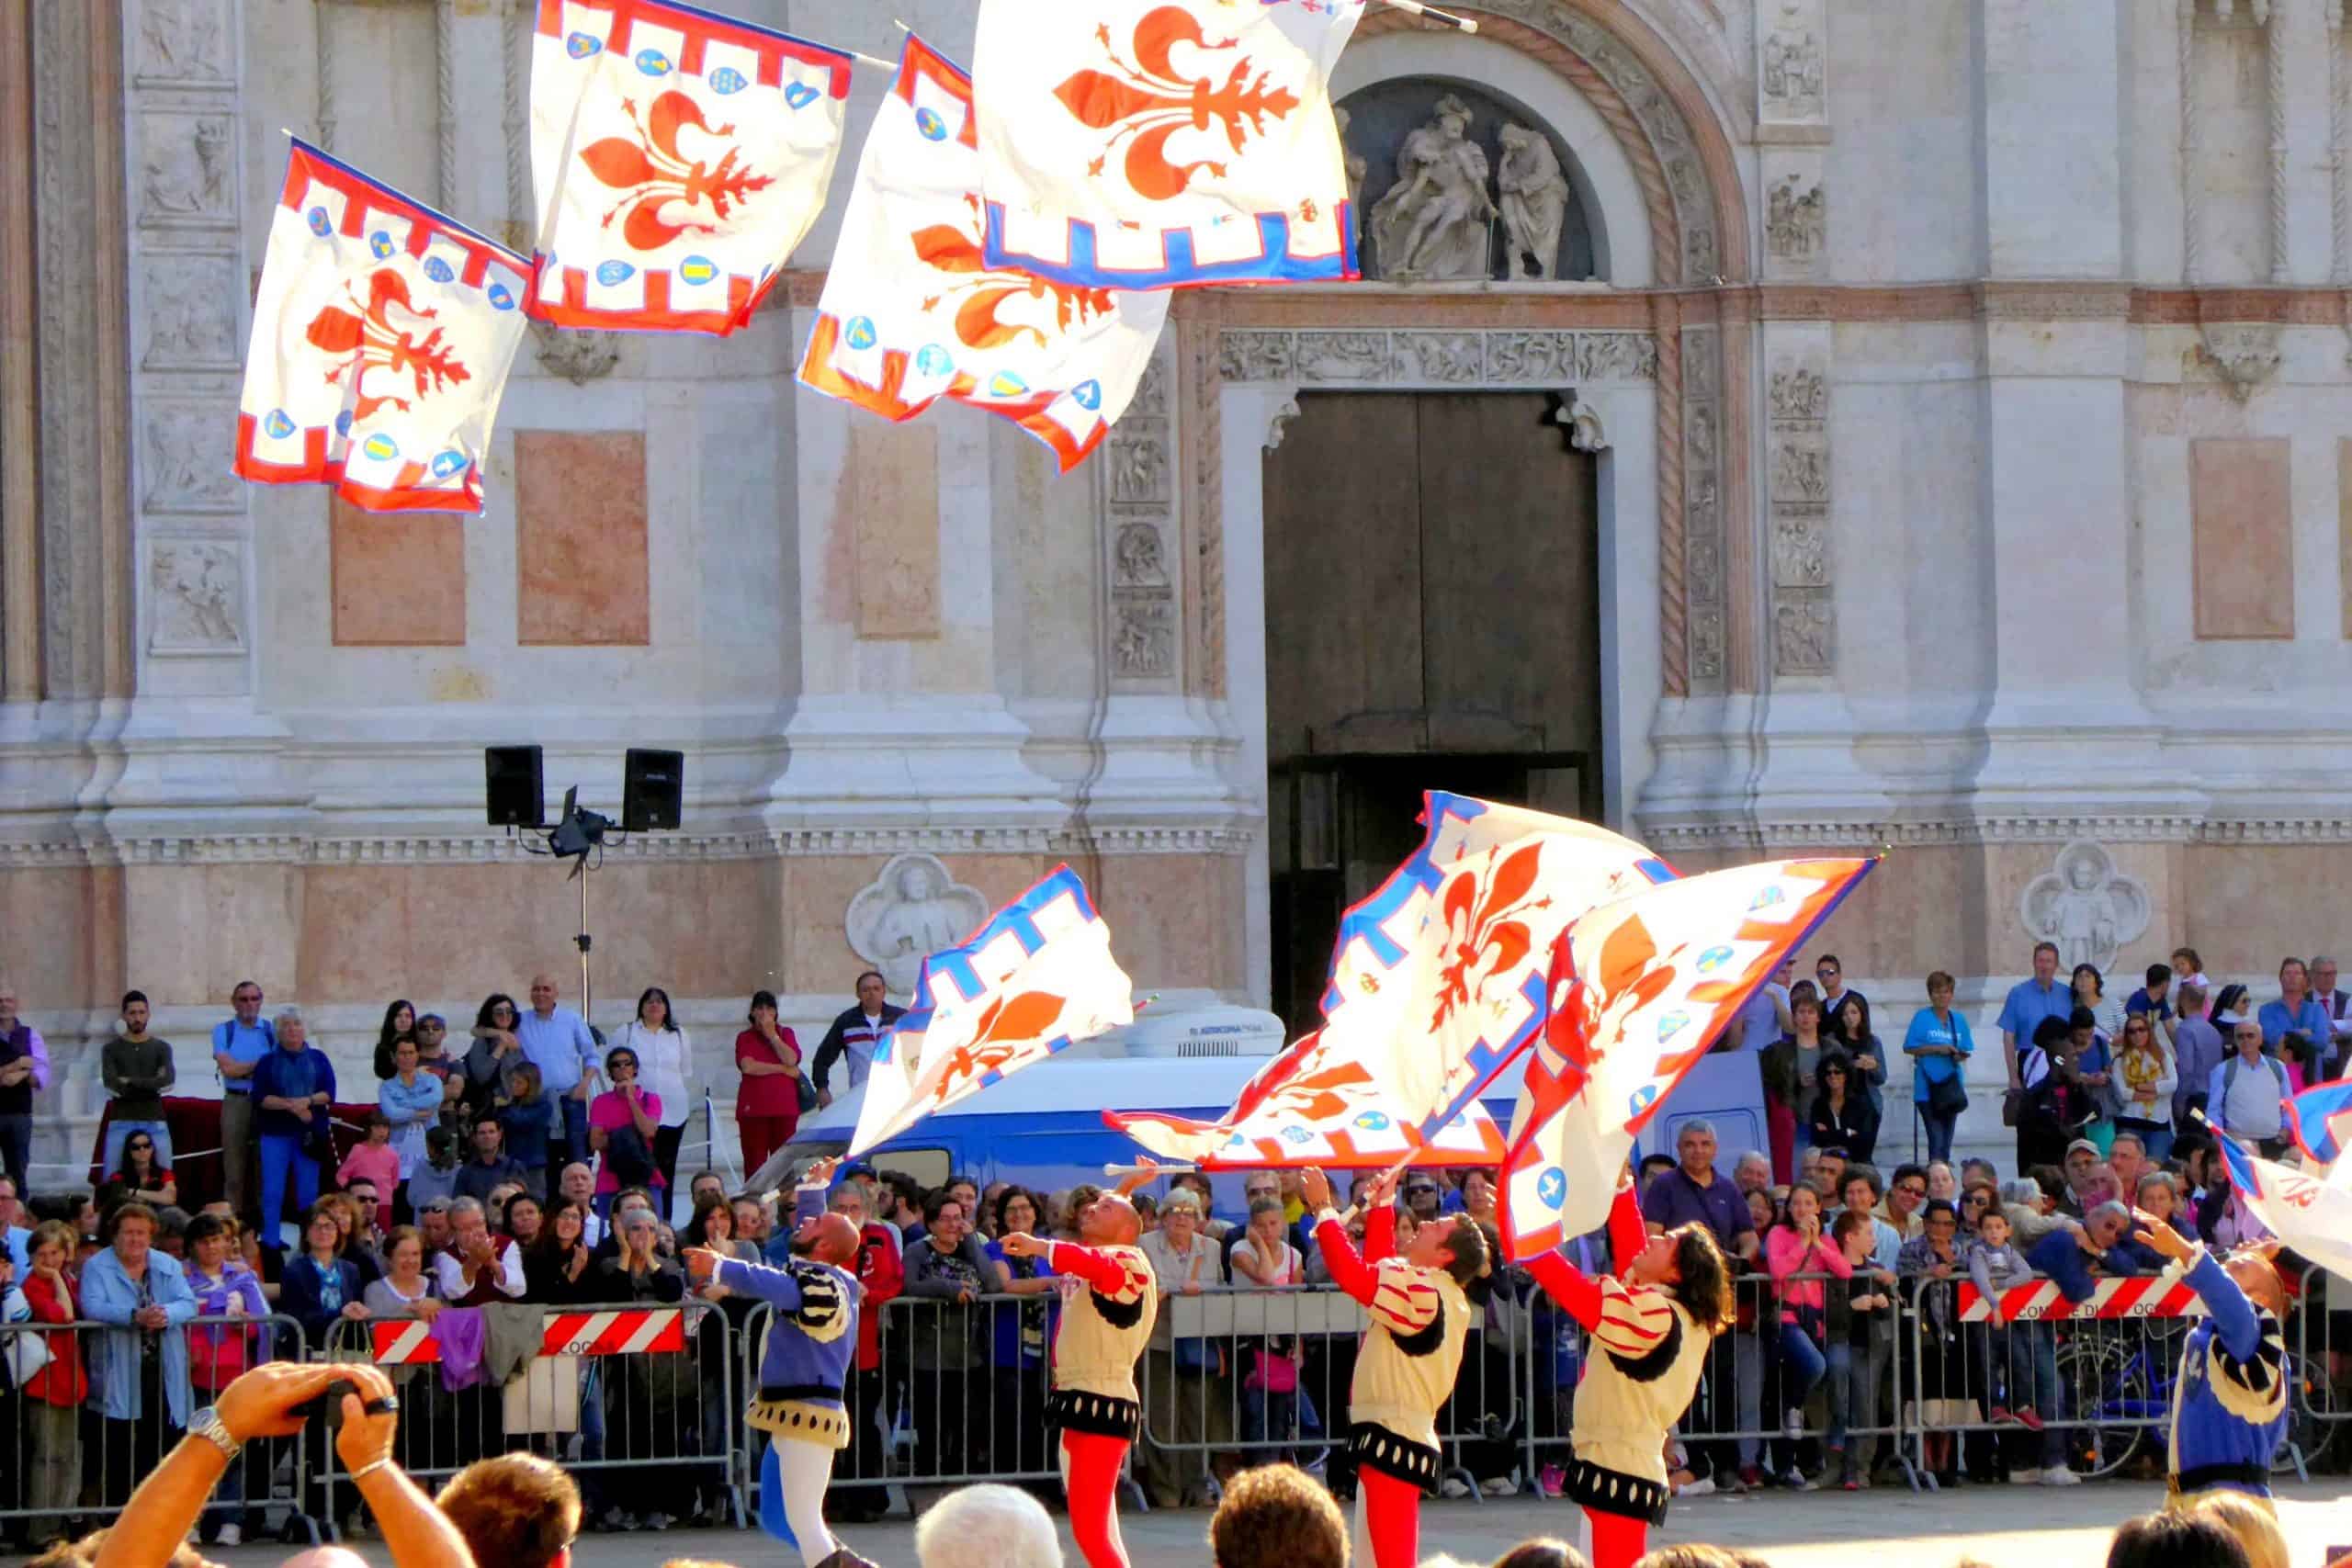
[558,1161,607,1247]
[2206,1020,2291,1157]
[434,1196,526,1303]
[608,987,695,1195]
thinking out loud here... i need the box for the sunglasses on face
[1897,1183,1927,1197]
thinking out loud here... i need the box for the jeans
[2119,1119,2173,1165]
[2007,1323,2064,1469]
[219,1092,255,1219]
[558,1094,590,1168]
[1918,1102,1960,1163]
[1775,1321,1826,1408]
[102,1118,173,1183]
[0,1111,29,1194]
[257,1133,320,1250]
[1825,1334,1888,1462]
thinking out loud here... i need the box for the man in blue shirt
[209,979,275,1221]
[2256,957,2331,1050]
[2122,963,2173,1022]
[1998,942,2075,1090]
[518,972,600,1173]
[0,1174,30,1272]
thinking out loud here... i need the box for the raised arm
[1043,1239,1136,1295]
[1523,1248,1603,1331]
[1606,1181,1647,1280]
[1310,1212,1379,1307]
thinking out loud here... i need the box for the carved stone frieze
[134,0,232,84]
[1112,594,1177,679]
[1766,173,1826,260]
[529,320,622,384]
[140,254,241,369]
[2194,323,2283,401]
[1772,589,1832,675]
[143,406,243,513]
[1216,329,1657,388]
[1110,335,1180,689]
[138,113,234,226]
[1679,323,1724,687]
[1758,0,1827,124]
[1764,341,1834,677]
[147,539,243,654]
[1114,521,1169,589]
[1769,433,1828,503]
[1770,511,1828,588]
[1111,430,1170,504]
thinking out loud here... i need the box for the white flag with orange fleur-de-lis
[800,35,1169,471]
[973,0,1365,290]
[233,140,530,514]
[527,0,852,334]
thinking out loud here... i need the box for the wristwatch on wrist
[187,1405,242,1461]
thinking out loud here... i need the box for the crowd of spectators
[0,943,2347,1552]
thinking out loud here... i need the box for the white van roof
[797,1053,1274,1139]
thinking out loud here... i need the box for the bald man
[685,1156,871,1568]
[1000,1163,1160,1568]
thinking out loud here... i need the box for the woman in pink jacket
[1764,1183,1849,1486]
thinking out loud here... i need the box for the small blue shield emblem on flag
[707,66,747,95]
[915,107,949,141]
[634,49,672,76]
[429,449,469,479]
[334,411,354,437]
[1352,1111,1390,1132]
[595,260,635,287]
[1657,1010,1690,1042]
[1748,885,1785,911]
[914,344,954,378]
[422,256,455,284]
[989,371,1029,397]
[1628,1084,1659,1118]
[1695,945,1735,975]
[487,281,515,311]
[1070,379,1102,411]
[361,433,400,462]
[565,31,601,59]
[677,256,718,286]
[262,410,296,440]
[784,82,820,109]
[306,206,333,237]
[1281,1125,1311,1145]
[844,316,876,351]
[1537,1168,1567,1208]
[368,231,396,260]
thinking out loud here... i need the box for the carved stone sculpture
[150,541,242,649]
[1766,174,1826,259]
[1367,96,1494,282]
[2019,840,2151,975]
[1335,106,1367,223]
[1496,125,1569,280]
[530,320,622,384]
[846,853,990,996]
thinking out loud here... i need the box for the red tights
[1584,1507,1649,1568]
[1356,1465,1422,1568]
[1059,1429,1131,1568]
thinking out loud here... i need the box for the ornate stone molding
[1680,324,1725,687]
[1553,392,1609,452]
[1644,811,2352,850]
[1108,346,1181,687]
[529,320,622,384]
[0,821,1264,869]
[846,852,989,995]
[1216,328,1657,387]
[1765,331,1832,678]
[2019,840,2152,974]
[2196,323,2285,399]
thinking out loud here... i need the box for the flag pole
[1373,0,1480,32]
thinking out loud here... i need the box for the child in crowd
[1964,1208,2031,1425]
[497,1062,553,1200]
[405,1124,459,1216]
[1825,1209,1896,1490]
[335,1111,401,1232]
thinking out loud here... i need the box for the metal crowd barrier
[315,1300,735,1536]
[0,1313,316,1545]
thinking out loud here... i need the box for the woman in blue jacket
[280,1201,369,1348]
[79,1201,198,1506]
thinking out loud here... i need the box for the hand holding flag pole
[1376,0,1481,31]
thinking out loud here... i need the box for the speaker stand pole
[575,857,594,1043]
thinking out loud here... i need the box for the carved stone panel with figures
[148,539,244,654]
[143,406,244,513]
[135,0,232,84]
[140,254,242,369]
[1340,79,1594,283]
[139,113,235,227]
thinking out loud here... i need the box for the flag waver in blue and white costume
[2163,1240,2289,1508]
[714,1179,867,1568]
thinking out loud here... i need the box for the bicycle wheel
[2274,1365,2340,1476]
[2055,1334,2143,1479]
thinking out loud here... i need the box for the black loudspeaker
[622,748,684,831]
[484,746,545,828]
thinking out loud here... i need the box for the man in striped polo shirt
[811,972,906,1109]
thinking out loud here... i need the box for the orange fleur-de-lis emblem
[908,195,1117,351]
[1430,841,1549,1032]
[579,92,774,251]
[933,990,1066,1094]
[304,268,471,423]
[1054,6,1301,201]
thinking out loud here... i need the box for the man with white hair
[914,1483,1062,1568]
[1732,1150,1772,1198]
[250,1010,335,1251]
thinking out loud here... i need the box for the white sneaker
[1480,1476,1517,1496]
[1440,1478,1473,1498]
[217,1523,243,1548]
[2041,1466,2081,1486]
[1680,1476,1716,1497]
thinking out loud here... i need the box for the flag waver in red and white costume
[1308,1181,1475,1568]
[1001,1184,1158,1568]
[1523,1182,1723,1568]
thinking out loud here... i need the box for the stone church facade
[3,0,2348,1140]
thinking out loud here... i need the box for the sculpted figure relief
[1368,95,1493,282]
[1496,125,1568,279]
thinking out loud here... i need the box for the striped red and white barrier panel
[1956,1276,2198,1324]
[369,1307,687,1365]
